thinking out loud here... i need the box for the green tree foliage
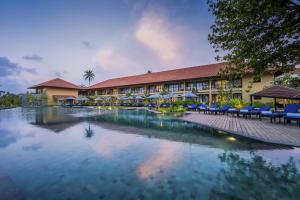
[273,72,300,88]
[208,0,300,79]
[0,93,21,109]
[83,69,95,86]
[210,152,300,199]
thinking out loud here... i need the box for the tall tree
[208,0,300,80]
[83,69,95,86]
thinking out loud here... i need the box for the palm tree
[83,69,95,86]
[84,123,94,139]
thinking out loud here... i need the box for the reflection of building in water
[30,108,83,133]
[90,110,290,151]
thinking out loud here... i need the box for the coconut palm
[83,69,95,86]
[84,123,94,138]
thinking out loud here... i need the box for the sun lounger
[284,113,300,127]
[187,104,197,110]
[207,104,219,114]
[261,104,300,123]
[241,106,272,119]
[239,106,257,118]
[198,104,208,113]
[227,108,239,116]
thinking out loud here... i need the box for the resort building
[29,63,300,105]
[28,78,80,105]
[88,63,276,103]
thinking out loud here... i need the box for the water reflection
[1,108,300,200]
[84,122,94,139]
[27,108,290,150]
[209,152,300,199]
[0,129,19,149]
[137,141,183,180]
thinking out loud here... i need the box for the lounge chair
[216,105,231,115]
[198,104,207,113]
[160,103,171,108]
[187,104,197,111]
[284,113,300,127]
[147,103,156,108]
[207,104,219,114]
[242,106,272,119]
[226,108,239,116]
[239,106,257,118]
[261,104,300,123]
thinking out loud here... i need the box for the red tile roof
[89,62,227,89]
[295,68,300,74]
[28,78,80,89]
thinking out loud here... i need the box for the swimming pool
[0,107,299,200]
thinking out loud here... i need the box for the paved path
[181,112,300,147]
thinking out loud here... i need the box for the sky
[0,0,218,93]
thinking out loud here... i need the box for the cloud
[94,48,139,74]
[0,56,37,93]
[23,54,43,62]
[82,41,96,50]
[135,8,186,66]
[0,57,20,76]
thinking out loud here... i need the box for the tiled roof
[89,62,227,89]
[28,78,80,89]
[294,68,300,74]
[250,85,300,99]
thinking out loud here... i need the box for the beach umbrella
[76,97,83,101]
[65,96,76,101]
[147,94,162,99]
[94,97,103,101]
[172,94,182,98]
[162,94,174,99]
[120,96,128,100]
[182,92,198,98]
[135,96,144,100]
[80,97,89,101]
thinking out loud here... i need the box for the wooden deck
[181,112,300,147]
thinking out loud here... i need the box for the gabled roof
[250,85,300,99]
[28,78,80,89]
[89,62,227,89]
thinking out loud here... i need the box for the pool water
[0,107,300,200]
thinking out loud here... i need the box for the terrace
[182,112,300,147]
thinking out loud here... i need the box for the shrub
[252,101,274,108]
[222,98,249,109]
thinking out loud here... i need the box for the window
[97,89,106,95]
[225,79,242,88]
[232,93,242,100]
[196,81,209,90]
[132,87,144,94]
[211,80,223,89]
[107,89,113,95]
[186,82,195,91]
[198,94,209,103]
[149,85,158,93]
[120,88,131,94]
[165,83,184,92]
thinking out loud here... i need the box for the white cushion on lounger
[199,106,206,109]
[286,113,300,117]
[261,111,272,114]
[240,109,249,112]
[209,108,218,111]
[228,108,237,111]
